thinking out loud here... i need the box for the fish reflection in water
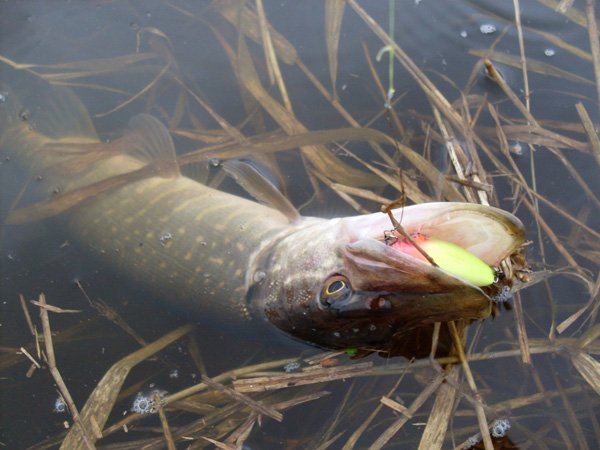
[0,76,525,357]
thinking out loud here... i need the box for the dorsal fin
[221,160,300,223]
[46,114,181,177]
[5,114,180,224]
[127,114,180,178]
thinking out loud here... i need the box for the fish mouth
[342,202,525,268]
[338,202,526,324]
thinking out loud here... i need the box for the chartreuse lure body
[392,234,496,287]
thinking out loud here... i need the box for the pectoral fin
[222,159,300,223]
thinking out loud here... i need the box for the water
[1,1,598,448]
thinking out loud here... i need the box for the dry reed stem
[575,102,600,166]
[216,0,298,65]
[379,396,410,416]
[30,300,81,314]
[201,436,237,450]
[37,293,96,450]
[431,107,477,203]
[315,431,346,450]
[233,362,373,392]
[19,293,35,335]
[255,0,291,114]
[554,372,591,450]
[417,369,459,450]
[341,374,405,450]
[201,375,283,422]
[95,61,171,118]
[557,0,577,12]
[585,0,600,110]
[324,0,345,97]
[154,392,176,450]
[368,372,444,450]
[539,0,594,31]
[224,412,257,448]
[513,0,531,111]
[360,41,407,143]
[448,321,494,450]
[295,57,401,165]
[347,0,466,132]
[317,382,355,448]
[19,346,41,369]
[512,291,532,365]
[61,324,193,449]
[236,37,377,188]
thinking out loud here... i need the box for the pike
[0,80,525,354]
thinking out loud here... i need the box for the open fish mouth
[343,202,525,269]
[337,202,526,323]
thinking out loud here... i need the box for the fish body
[0,80,525,353]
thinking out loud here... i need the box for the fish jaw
[249,202,525,352]
[342,202,525,267]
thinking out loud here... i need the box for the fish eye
[326,280,346,295]
[321,275,352,306]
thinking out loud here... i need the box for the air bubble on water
[209,158,220,167]
[463,435,481,449]
[131,389,167,415]
[169,369,179,379]
[159,232,172,244]
[492,286,512,304]
[131,394,152,414]
[19,109,30,121]
[53,396,67,413]
[544,48,556,57]
[253,271,266,283]
[460,30,468,38]
[491,418,511,438]
[333,331,341,338]
[510,141,523,156]
[480,24,496,34]
[284,361,301,373]
[369,324,377,331]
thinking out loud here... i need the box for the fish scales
[68,170,291,322]
[0,100,292,322]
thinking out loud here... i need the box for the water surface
[1,1,598,449]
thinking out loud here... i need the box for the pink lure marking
[390,233,429,262]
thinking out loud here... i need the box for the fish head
[249,202,525,353]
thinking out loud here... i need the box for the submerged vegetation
[1,0,599,449]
